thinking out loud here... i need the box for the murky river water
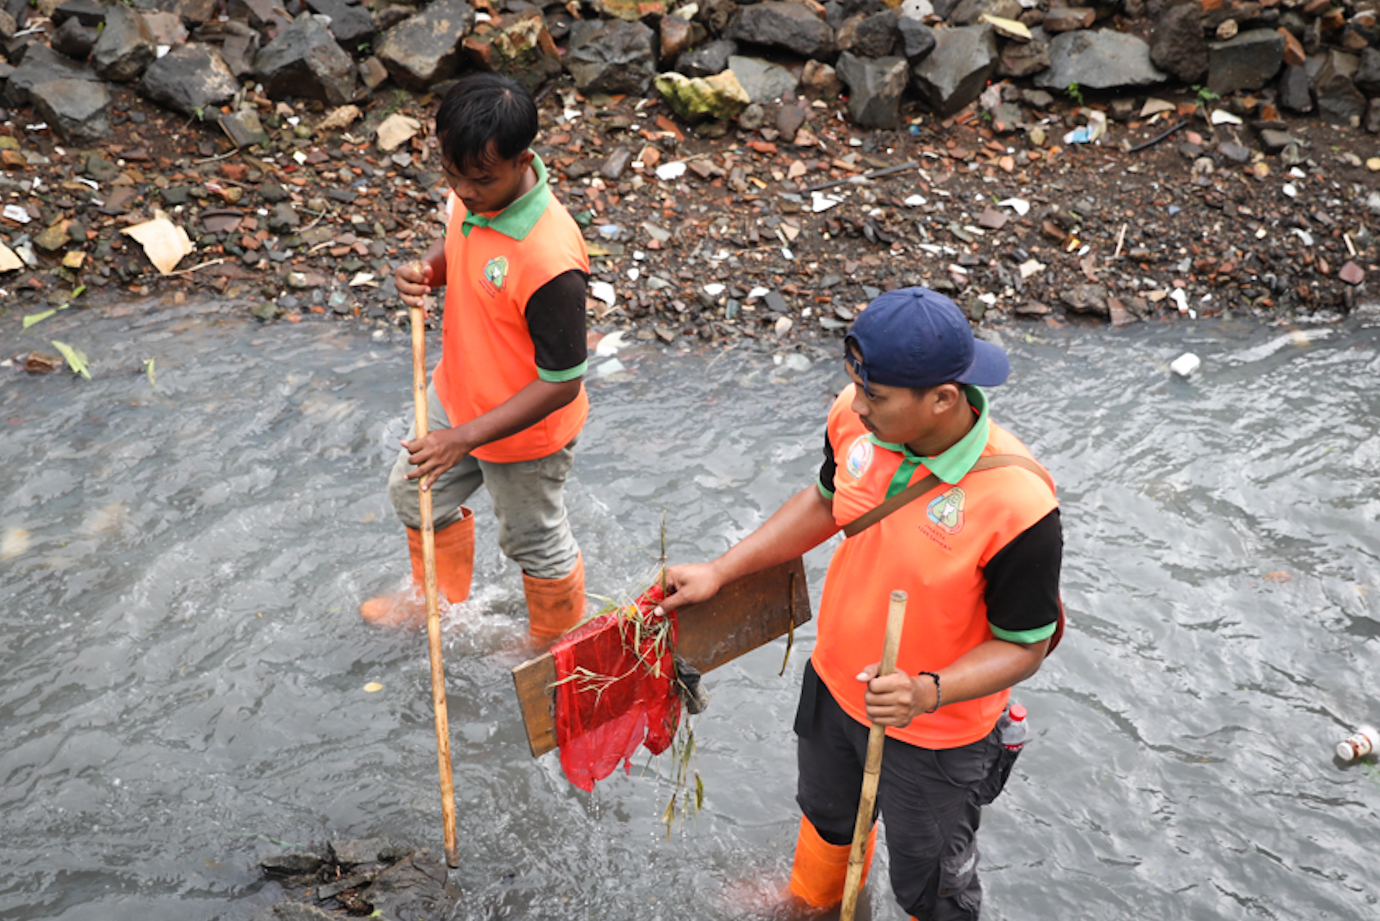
[2,302,1378,921]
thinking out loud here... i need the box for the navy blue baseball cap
[845,287,1009,393]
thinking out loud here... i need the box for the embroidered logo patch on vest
[927,486,966,535]
[481,255,509,296]
[846,435,873,479]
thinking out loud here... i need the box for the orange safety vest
[812,385,1059,749]
[432,184,590,463]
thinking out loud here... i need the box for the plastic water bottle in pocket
[998,704,1028,752]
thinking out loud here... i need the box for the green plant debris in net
[50,340,91,380]
[144,358,157,389]
[559,513,705,837]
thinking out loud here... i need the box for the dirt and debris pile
[255,837,460,920]
[1,0,1377,358]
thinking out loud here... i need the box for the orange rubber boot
[360,508,474,628]
[787,815,877,909]
[522,552,586,639]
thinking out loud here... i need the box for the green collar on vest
[870,385,990,488]
[459,153,551,240]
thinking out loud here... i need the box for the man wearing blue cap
[661,288,1063,920]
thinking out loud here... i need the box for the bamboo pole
[840,590,907,921]
[410,302,460,869]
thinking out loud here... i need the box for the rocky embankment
[2,0,1378,371]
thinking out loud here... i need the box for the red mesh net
[552,583,682,792]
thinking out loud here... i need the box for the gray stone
[697,0,738,33]
[1365,98,1380,135]
[92,4,156,83]
[51,17,98,59]
[141,10,189,47]
[728,54,798,102]
[738,101,766,129]
[1150,2,1207,85]
[1207,29,1283,96]
[6,44,98,106]
[155,0,217,24]
[254,14,359,104]
[1257,126,1296,152]
[0,9,16,42]
[258,180,289,203]
[358,55,387,89]
[137,42,238,117]
[1308,48,1357,85]
[999,37,1048,78]
[777,100,808,139]
[1354,47,1380,97]
[83,152,119,180]
[836,51,908,128]
[219,107,270,147]
[912,24,999,116]
[226,0,291,32]
[727,2,837,59]
[897,16,935,62]
[1041,6,1096,32]
[30,77,110,144]
[676,39,736,77]
[1278,63,1312,112]
[839,9,899,59]
[566,19,655,94]
[1061,283,1108,316]
[1217,141,1250,162]
[303,0,375,47]
[1037,29,1167,91]
[800,58,843,99]
[948,0,1019,26]
[269,203,301,232]
[375,0,474,89]
[51,0,106,28]
[1315,72,1366,126]
[220,21,259,79]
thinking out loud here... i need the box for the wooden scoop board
[511,558,812,758]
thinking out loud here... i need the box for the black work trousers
[794,662,1017,921]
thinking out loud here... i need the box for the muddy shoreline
[3,75,1377,378]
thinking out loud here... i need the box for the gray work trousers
[386,384,580,580]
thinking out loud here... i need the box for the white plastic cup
[1336,725,1379,761]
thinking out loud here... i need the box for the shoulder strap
[841,454,1055,538]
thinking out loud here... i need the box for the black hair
[435,73,539,174]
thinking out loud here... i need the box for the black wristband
[918,671,941,713]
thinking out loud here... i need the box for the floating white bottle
[1336,725,1378,762]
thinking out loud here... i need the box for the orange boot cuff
[522,552,585,639]
[408,507,474,606]
[788,815,877,909]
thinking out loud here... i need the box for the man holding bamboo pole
[361,75,591,639]
[661,288,1064,920]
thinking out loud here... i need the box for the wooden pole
[410,302,460,869]
[840,590,907,921]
